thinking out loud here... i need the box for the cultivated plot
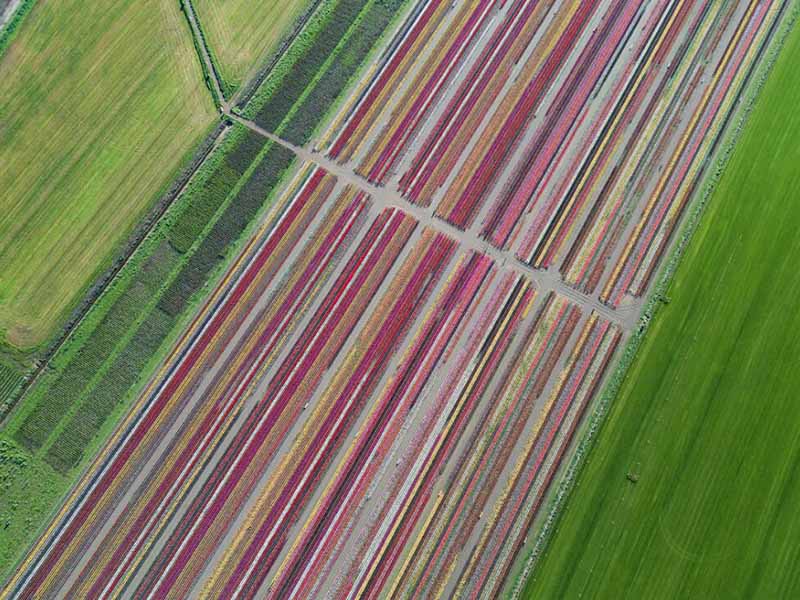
[0,0,216,351]
[1,0,791,597]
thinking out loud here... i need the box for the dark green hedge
[280,2,397,145]
[167,130,266,254]
[253,0,404,145]
[0,0,35,58]
[225,129,267,174]
[45,142,294,472]
[254,0,372,134]
[167,163,240,254]
[159,143,295,316]
[45,308,174,473]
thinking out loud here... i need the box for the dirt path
[229,113,637,331]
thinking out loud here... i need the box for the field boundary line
[179,0,225,109]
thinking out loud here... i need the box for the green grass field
[523,17,800,600]
[193,0,313,94]
[0,0,216,352]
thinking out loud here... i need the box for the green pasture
[0,0,216,352]
[193,0,314,95]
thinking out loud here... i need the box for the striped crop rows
[4,0,786,597]
[325,0,783,309]
[6,161,624,598]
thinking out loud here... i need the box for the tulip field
[326,0,784,311]
[3,154,624,597]
[1,0,794,597]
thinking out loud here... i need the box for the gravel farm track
[2,0,792,598]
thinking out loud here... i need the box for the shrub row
[167,163,240,254]
[235,0,327,110]
[159,143,295,316]
[182,0,233,99]
[13,242,180,453]
[225,129,268,174]
[279,1,400,146]
[167,130,265,254]
[253,0,373,133]
[4,120,226,431]
[0,0,35,58]
[45,308,175,473]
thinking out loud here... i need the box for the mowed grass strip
[524,17,800,600]
[0,0,216,351]
[193,0,314,94]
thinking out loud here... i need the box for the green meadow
[193,0,313,94]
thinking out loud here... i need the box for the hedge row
[252,0,369,132]
[13,242,179,452]
[184,0,233,99]
[159,143,295,317]
[166,163,239,254]
[225,129,268,174]
[279,1,400,145]
[167,129,265,254]
[45,141,295,472]
[45,308,175,473]
[251,0,405,143]
[234,0,327,110]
